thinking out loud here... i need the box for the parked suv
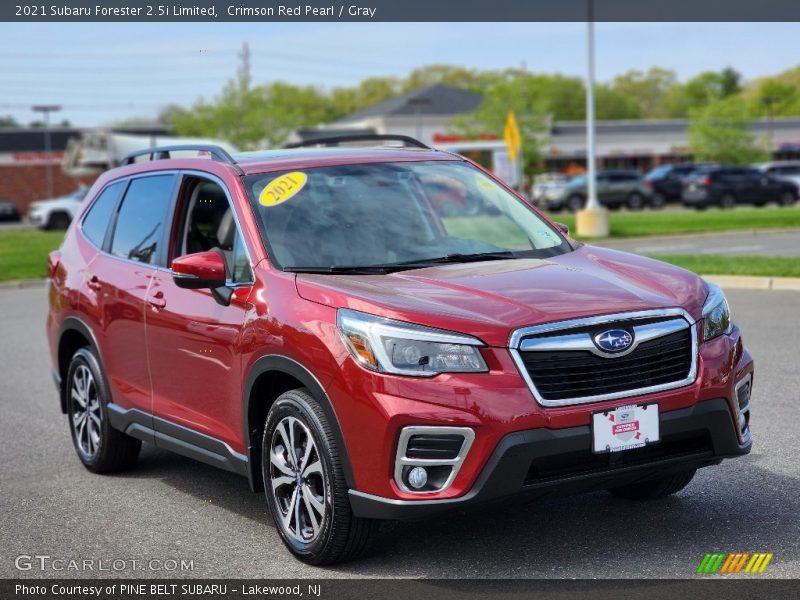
[643,163,716,206]
[682,166,798,208]
[47,137,754,565]
[552,170,654,212]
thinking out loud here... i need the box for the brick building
[0,127,167,215]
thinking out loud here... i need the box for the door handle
[147,290,166,309]
[87,275,102,291]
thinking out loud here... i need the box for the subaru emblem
[593,329,634,353]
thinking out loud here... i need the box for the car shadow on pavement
[118,446,798,577]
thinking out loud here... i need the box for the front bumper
[350,397,749,520]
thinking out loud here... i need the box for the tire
[650,193,666,210]
[47,212,72,230]
[608,469,696,500]
[778,191,797,206]
[566,195,584,212]
[66,348,141,473]
[262,389,379,565]
[720,193,736,209]
[626,192,645,210]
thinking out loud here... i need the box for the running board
[106,404,249,477]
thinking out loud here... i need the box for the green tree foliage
[689,97,769,164]
[665,68,742,117]
[610,68,678,118]
[171,81,340,149]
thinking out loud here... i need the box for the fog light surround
[734,374,752,443]
[394,426,475,494]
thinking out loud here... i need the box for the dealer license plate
[592,403,659,453]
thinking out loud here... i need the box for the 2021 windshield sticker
[259,172,308,207]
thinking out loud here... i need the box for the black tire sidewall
[262,392,337,561]
[66,348,113,470]
[567,195,583,212]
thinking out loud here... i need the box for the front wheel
[779,191,797,206]
[650,193,666,210]
[626,192,645,210]
[608,469,696,500]
[566,195,584,212]
[66,348,141,473]
[720,193,736,209]
[262,389,378,565]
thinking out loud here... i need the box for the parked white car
[28,187,89,230]
[754,161,800,189]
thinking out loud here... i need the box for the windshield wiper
[283,265,395,274]
[283,252,522,275]
[391,251,520,266]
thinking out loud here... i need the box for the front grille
[519,327,692,402]
[524,431,713,485]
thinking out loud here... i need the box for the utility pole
[32,104,61,200]
[238,42,251,91]
[575,2,609,238]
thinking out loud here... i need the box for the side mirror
[171,250,233,306]
[554,222,570,236]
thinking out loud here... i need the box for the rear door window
[110,175,175,265]
[81,181,124,248]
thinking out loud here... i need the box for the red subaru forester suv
[46,137,753,565]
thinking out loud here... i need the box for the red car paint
[46,147,753,510]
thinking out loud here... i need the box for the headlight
[701,282,733,341]
[337,309,488,376]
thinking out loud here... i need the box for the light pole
[32,104,61,199]
[576,6,609,237]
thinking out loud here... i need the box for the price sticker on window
[259,172,308,207]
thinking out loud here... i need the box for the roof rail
[119,144,243,174]
[283,134,431,150]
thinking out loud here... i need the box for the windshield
[245,161,571,272]
[645,165,671,180]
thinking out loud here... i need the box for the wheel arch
[243,355,355,493]
[57,317,103,414]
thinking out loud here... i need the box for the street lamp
[576,6,609,238]
[32,104,62,199]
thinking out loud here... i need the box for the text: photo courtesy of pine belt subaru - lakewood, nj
[46,136,753,565]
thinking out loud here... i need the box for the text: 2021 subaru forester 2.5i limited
[46,137,753,565]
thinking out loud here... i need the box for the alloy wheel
[71,365,102,458]
[269,416,328,543]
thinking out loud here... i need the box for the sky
[2,22,799,127]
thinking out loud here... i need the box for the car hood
[295,245,708,347]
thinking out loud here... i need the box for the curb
[703,275,800,291]
[0,278,47,290]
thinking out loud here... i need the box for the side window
[110,175,173,265]
[173,177,253,284]
[81,181,124,248]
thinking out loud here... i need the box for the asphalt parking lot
[0,286,798,579]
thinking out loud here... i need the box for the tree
[665,68,743,117]
[609,68,678,118]
[0,116,19,128]
[689,97,769,164]
[450,74,548,173]
[170,81,339,149]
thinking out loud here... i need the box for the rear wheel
[46,212,71,230]
[566,195,584,212]
[779,191,797,206]
[66,348,141,473]
[720,193,736,209]
[626,192,645,210]
[262,389,378,565]
[650,193,666,210]
[608,469,696,500]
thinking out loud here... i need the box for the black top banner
[3,0,800,22]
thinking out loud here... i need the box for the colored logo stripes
[697,552,774,574]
